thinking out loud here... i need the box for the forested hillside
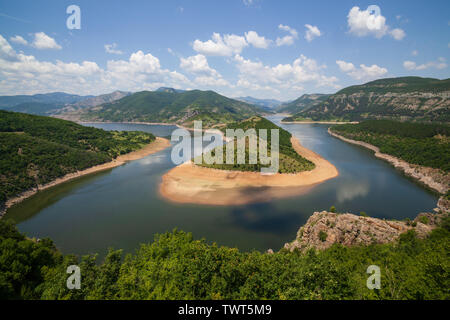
[1,215,448,300]
[284,77,450,122]
[60,89,265,128]
[330,120,450,172]
[0,111,155,208]
[197,116,315,173]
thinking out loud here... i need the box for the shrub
[319,231,328,242]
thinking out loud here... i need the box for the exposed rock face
[284,211,438,252]
[300,91,450,122]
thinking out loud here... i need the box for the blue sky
[0,0,449,100]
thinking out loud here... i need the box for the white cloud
[180,54,230,87]
[32,32,61,50]
[243,0,257,6]
[403,58,447,71]
[104,43,123,55]
[389,28,405,40]
[245,31,271,49]
[347,6,405,40]
[234,54,339,98]
[10,35,28,45]
[336,60,388,80]
[193,33,248,56]
[304,24,321,42]
[180,54,219,77]
[0,35,19,61]
[276,24,298,46]
[0,34,191,95]
[411,50,418,56]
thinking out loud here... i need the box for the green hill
[197,116,315,173]
[64,90,265,128]
[0,111,155,208]
[283,77,450,123]
[277,94,330,114]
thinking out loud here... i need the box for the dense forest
[330,120,450,172]
[0,111,155,208]
[0,215,448,300]
[197,117,315,173]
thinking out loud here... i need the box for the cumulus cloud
[389,28,405,40]
[276,24,298,46]
[347,6,405,40]
[245,31,271,49]
[0,35,19,61]
[403,58,447,71]
[10,35,28,45]
[104,43,123,55]
[180,54,230,87]
[304,24,321,42]
[0,34,191,95]
[32,32,62,50]
[336,60,388,80]
[193,33,248,56]
[234,54,339,98]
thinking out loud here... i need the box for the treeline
[198,117,315,173]
[0,111,155,207]
[331,120,450,172]
[0,216,449,300]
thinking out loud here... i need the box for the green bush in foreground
[0,217,449,300]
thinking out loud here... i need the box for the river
[4,115,439,258]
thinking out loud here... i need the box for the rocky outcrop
[300,91,450,122]
[284,211,444,252]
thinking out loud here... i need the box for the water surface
[5,116,438,258]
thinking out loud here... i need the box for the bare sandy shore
[159,137,338,205]
[1,137,171,217]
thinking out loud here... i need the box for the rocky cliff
[284,210,446,252]
[287,77,450,122]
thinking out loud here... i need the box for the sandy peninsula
[1,137,171,217]
[159,137,338,205]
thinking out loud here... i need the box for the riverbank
[159,136,338,205]
[282,121,359,124]
[1,137,171,217]
[328,128,449,212]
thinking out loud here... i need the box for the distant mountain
[71,90,131,108]
[276,94,330,114]
[0,92,92,108]
[59,89,266,128]
[0,91,132,116]
[1,102,61,116]
[156,87,186,94]
[283,77,450,123]
[235,96,283,110]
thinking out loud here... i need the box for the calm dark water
[5,116,439,258]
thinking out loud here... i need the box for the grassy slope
[79,90,264,127]
[0,111,155,206]
[197,117,315,173]
[330,120,450,172]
